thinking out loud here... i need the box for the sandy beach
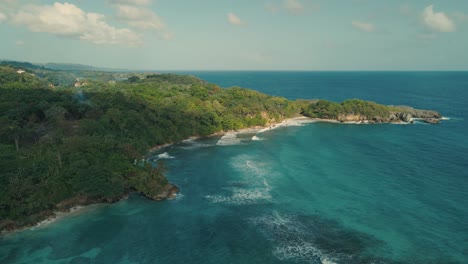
[149,116,322,151]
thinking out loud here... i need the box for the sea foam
[178,138,214,150]
[250,212,338,264]
[216,132,242,146]
[273,243,338,264]
[251,135,263,141]
[204,188,272,205]
[156,152,175,159]
[205,154,276,205]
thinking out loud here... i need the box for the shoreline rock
[0,183,179,236]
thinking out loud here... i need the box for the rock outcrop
[332,106,442,124]
[145,183,180,201]
[390,106,442,124]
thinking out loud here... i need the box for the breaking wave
[179,141,214,150]
[205,154,276,205]
[204,188,272,205]
[216,132,243,146]
[156,152,175,159]
[250,212,339,264]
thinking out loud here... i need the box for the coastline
[149,116,315,151]
[0,187,179,236]
[148,115,419,151]
[1,116,307,235]
[1,114,442,236]
[1,205,94,236]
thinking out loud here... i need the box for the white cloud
[11,2,141,46]
[284,0,304,15]
[227,13,243,26]
[0,12,6,22]
[112,4,172,40]
[351,20,375,32]
[16,40,24,46]
[115,5,163,30]
[422,5,455,32]
[108,0,153,6]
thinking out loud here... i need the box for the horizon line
[2,59,467,72]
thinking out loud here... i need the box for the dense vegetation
[0,62,440,231]
[0,65,299,230]
[302,99,394,120]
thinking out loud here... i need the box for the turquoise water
[1,72,467,264]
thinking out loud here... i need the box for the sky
[0,0,467,70]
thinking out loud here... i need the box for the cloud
[351,20,375,32]
[11,2,142,46]
[108,0,153,5]
[227,13,243,26]
[16,40,24,46]
[0,12,6,22]
[284,0,304,15]
[111,3,172,40]
[422,5,455,32]
[114,4,169,38]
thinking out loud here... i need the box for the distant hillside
[0,60,123,72]
[44,63,125,72]
[0,60,49,71]
[44,63,100,71]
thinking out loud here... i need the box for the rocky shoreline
[332,107,442,124]
[1,108,443,235]
[0,183,179,235]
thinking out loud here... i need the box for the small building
[17,70,26,74]
[74,82,82,87]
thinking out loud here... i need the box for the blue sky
[0,0,467,70]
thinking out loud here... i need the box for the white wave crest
[252,135,263,141]
[156,152,175,159]
[174,193,184,201]
[216,132,242,146]
[179,140,213,150]
[204,188,271,205]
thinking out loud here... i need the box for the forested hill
[0,66,300,232]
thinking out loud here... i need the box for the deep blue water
[1,72,467,264]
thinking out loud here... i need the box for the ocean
[1,72,467,264]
